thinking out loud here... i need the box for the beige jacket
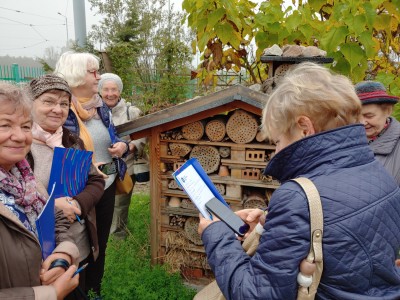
[111,98,149,176]
[0,195,79,299]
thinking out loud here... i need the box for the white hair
[54,51,100,88]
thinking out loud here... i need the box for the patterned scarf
[0,159,47,229]
[32,123,64,149]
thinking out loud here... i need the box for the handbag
[194,177,323,300]
[115,171,134,195]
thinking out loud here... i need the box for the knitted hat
[29,74,71,100]
[355,81,399,105]
[99,73,123,93]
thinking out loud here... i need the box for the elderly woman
[198,63,400,299]
[98,73,149,240]
[355,81,400,184]
[27,74,105,298]
[0,82,79,299]
[54,51,129,297]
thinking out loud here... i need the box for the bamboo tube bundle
[205,118,226,142]
[181,121,204,140]
[189,145,220,174]
[226,109,259,144]
[184,217,203,245]
[169,143,192,157]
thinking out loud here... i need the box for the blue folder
[35,183,56,260]
[173,158,229,219]
[48,147,93,198]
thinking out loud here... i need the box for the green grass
[101,193,197,300]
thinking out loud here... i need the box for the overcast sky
[0,0,184,58]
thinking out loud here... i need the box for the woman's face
[360,104,392,139]
[270,128,303,154]
[81,66,100,96]
[0,101,32,171]
[101,81,121,108]
[32,91,70,133]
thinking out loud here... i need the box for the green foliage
[88,0,194,112]
[183,0,400,94]
[101,193,196,300]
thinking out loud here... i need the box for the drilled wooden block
[246,150,265,162]
[160,143,168,156]
[226,184,242,198]
[205,118,226,142]
[231,169,242,179]
[241,168,261,180]
[231,149,246,161]
[189,145,220,174]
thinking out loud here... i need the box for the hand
[93,161,109,179]
[129,143,136,153]
[55,197,81,223]
[108,142,127,158]
[51,265,79,300]
[396,259,400,267]
[198,213,220,235]
[41,253,72,285]
[235,208,266,239]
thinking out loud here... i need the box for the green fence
[0,64,45,83]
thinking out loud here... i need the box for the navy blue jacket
[202,124,400,299]
[64,100,128,180]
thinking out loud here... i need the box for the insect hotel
[117,85,279,279]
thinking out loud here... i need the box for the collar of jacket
[263,124,374,182]
[0,201,39,244]
[368,117,400,155]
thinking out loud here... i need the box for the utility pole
[73,0,87,48]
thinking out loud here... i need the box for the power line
[0,6,61,21]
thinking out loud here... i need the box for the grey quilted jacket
[202,124,400,300]
[369,117,400,185]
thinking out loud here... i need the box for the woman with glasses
[0,82,79,299]
[27,74,105,299]
[54,51,129,298]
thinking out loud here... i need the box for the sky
[0,0,184,58]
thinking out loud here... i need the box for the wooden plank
[221,159,268,168]
[150,127,161,265]
[159,139,275,150]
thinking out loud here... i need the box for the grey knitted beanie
[99,73,123,93]
[355,81,399,105]
[29,74,71,100]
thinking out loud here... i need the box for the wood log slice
[184,217,203,245]
[243,191,267,210]
[205,118,226,141]
[189,145,220,174]
[226,109,258,144]
[169,143,192,157]
[181,121,204,140]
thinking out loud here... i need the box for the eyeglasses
[38,98,70,110]
[87,70,99,78]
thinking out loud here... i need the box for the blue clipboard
[172,158,229,220]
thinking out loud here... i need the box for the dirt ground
[133,181,150,194]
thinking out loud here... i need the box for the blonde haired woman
[198,62,400,299]
[55,51,129,297]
